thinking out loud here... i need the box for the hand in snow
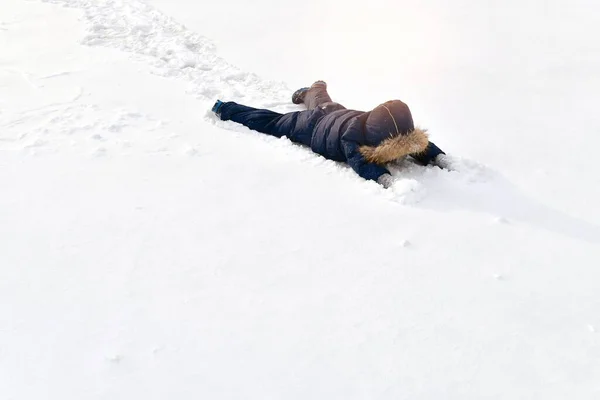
[433,154,454,170]
[377,173,395,189]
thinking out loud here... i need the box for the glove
[433,154,454,170]
[377,173,395,189]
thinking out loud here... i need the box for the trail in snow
[43,0,291,107]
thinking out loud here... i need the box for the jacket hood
[359,100,429,164]
[359,127,429,164]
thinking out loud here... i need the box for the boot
[212,100,224,116]
[292,81,327,104]
[292,87,309,104]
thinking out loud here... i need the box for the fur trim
[359,127,430,164]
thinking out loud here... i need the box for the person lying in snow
[211,81,450,188]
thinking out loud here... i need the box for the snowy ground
[1,0,600,399]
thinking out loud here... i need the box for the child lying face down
[212,81,449,188]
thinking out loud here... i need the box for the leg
[218,101,285,137]
[294,81,346,112]
[216,101,318,147]
[303,82,334,110]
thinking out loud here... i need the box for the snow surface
[1,0,600,398]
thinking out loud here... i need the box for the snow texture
[1,0,600,399]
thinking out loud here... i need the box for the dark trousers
[218,85,341,145]
[218,103,285,136]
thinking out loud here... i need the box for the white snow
[1,0,600,398]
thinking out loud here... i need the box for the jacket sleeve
[411,141,445,165]
[339,116,390,182]
[341,140,390,181]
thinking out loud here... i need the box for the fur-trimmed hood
[359,127,429,164]
[357,100,429,164]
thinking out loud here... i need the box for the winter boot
[292,87,309,104]
[292,81,327,104]
[212,100,224,116]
